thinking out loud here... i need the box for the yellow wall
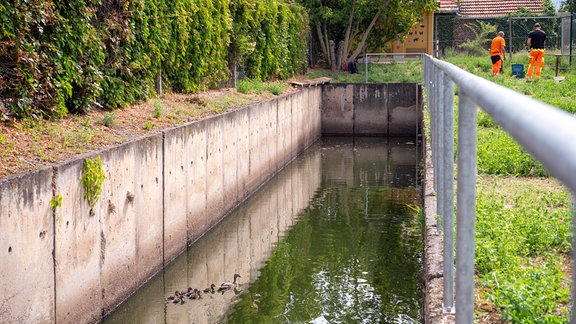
[391,11,434,55]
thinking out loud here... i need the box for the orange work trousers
[491,57,502,76]
[527,49,545,78]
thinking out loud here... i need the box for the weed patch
[477,127,548,176]
[475,177,571,322]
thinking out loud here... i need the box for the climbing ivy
[0,0,309,119]
[81,156,105,216]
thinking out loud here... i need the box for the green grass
[307,60,423,83]
[475,178,571,322]
[441,53,576,322]
[477,127,548,177]
[236,79,288,95]
[445,53,576,113]
[153,100,163,118]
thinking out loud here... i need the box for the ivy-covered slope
[0,0,309,119]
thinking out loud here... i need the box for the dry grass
[0,87,298,177]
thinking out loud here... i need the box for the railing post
[442,75,455,314]
[365,54,368,83]
[435,71,445,230]
[429,67,437,194]
[455,91,477,324]
[572,194,576,324]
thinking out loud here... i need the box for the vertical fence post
[572,194,576,324]
[442,76,455,314]
[455,91,477,323]
[435,70,445,233]
[427,60,437,195]
[365,54,369,83]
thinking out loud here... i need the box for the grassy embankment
[444,53,575,323]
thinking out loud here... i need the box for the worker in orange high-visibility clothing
[489,31,506,77]
[526,23,547,79]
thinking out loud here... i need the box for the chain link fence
[434,13,576,72]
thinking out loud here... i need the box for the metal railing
[423,54,576,323]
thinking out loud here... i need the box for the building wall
[391,11,435,55]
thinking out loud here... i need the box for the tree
[298,0,437,70]
[561,0,576,12]
[543,0,556,14]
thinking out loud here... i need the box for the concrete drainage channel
[0,82,445,323]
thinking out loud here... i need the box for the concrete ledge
[321,83,422,136]
[424,139,455,324]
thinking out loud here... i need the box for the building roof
[438,0,458,13]
[437,0,545,18]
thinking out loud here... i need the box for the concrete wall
[0,168,55,323]
[0,82,420,324]
[0,86,322,324]
[321,83,422,136]
[106,145,322,324]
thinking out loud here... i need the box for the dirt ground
[0,84,302,178]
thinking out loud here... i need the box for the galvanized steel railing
[423,54,576,323]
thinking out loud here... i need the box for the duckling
[166,290,181,302]
[218,274,241,292]
[182,287,194,298]
[188,288,201,300]
[171,292,185,304]
[203,284,216,294]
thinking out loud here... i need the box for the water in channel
[103,137,423,324]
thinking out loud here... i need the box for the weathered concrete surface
[423,138,455,324]
[388,83,421,136]
[322,83,422,137]
[0,83,428,324]
[0,86,322,324]
[0,168,55,324]
[353,83,389,134]
[54,157,103,324]
[185,121,209,245]
[54,136,165,323]
[321,84,354,135]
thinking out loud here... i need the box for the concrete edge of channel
[424,142,455,324]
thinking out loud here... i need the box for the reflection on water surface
[103,137,423,324]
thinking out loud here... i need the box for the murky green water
[103,137,423,324]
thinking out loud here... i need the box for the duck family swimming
[166,274,241,303]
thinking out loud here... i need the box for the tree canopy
[561,0,576,12]
[298,0,437,70]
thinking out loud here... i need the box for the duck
[188,288,201,300]
[166,290,181,302]
[169,291,185,304]
[172,295,184,304]
[218,274,241,292]
[203,284,216,294]
[182,287,194,298]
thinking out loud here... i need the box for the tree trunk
[329,40,337,71]
[341,0,355,69]
[315,22,328,66]
[348,6,383,62]
[337,40,345,71]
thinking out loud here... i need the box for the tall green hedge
[0,0,309,119]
